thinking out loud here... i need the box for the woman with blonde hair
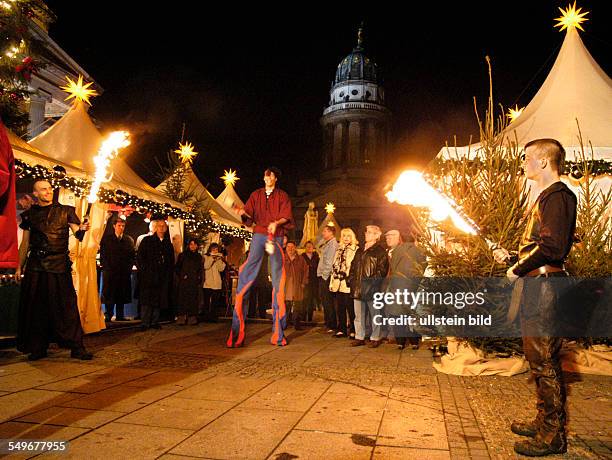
[329,228,358,338]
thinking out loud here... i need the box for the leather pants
[520,274,567,443]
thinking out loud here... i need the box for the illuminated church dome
[334,31,379,85]
[321,25,390,184]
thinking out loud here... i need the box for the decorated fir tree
[0,0,50,134]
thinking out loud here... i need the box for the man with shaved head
[493,139,577,456]
[17,180,93,360]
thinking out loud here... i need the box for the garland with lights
[434,158,612,179]
[15,158,252,240]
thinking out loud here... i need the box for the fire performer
[16,180,93,360]
[227,167,293,347]
[493,139,576,457]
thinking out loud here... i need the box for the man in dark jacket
[137,219,175,330]
[176,238,203,325]
[302,240,320,322]
[349,225,389,347]
[17,180,92,360]
[100,217,135,322]
[493,139,577,457]
[384,229,425,349]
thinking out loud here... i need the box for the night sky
[43,1,610,197]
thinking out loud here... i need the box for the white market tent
[317,212,341,243]
[216,181,245,222]
[28,101,184,207]
[438,27,612,161]
[156,167,244,229]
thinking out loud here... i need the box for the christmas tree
[566,126,612,278]
[157,141,214,242]
[0,0,50,134]
[418,58,529,354]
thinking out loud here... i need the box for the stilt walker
[227,167,293,347]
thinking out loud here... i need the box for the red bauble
[22,56,33,65]
[15,64,24,72]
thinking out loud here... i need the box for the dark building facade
[294,27,415,244]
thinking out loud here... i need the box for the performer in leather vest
[16,180,93,360]
[493,139,576,457]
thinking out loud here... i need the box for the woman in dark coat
[175,239,203,325]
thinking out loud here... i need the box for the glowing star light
[174,141,198,164]
[507,105,524,122]
[555,2,589,32]
[61,75,99,106]
[88,131,131,204]
[221,169,239,186]
[325,202,336,214]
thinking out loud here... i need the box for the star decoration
[174,141,198,164]
[60,75,98,106]
[325,202,336,214]
[554,1,589,32]
[507,105,524,122]
[221,169,239,186]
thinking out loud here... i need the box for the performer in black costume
[17,180,93,360]
[494,139,577,457]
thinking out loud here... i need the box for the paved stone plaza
[0,323,610,459]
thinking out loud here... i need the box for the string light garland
[434,158,612,177]
[15,159,253,240]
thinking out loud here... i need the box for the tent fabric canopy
[216,182,245,222]
[157,167,244,229]
[26,101,185,209]
[438,28,612,161]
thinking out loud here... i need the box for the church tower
[320,25,391,186]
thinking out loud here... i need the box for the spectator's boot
[71,347,93,360]
[176,314,187,325]
[187,315,198,325]
[28,350,47,361]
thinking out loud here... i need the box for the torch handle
[84,202,93,223]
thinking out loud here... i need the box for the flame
[88,131,131,204]
[554,1,589,32]
[386,170,478,235]
[61,75,99,106]
[221,169,239,186]
[325,202,336,214]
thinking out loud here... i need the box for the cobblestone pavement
[0,322,609,459]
